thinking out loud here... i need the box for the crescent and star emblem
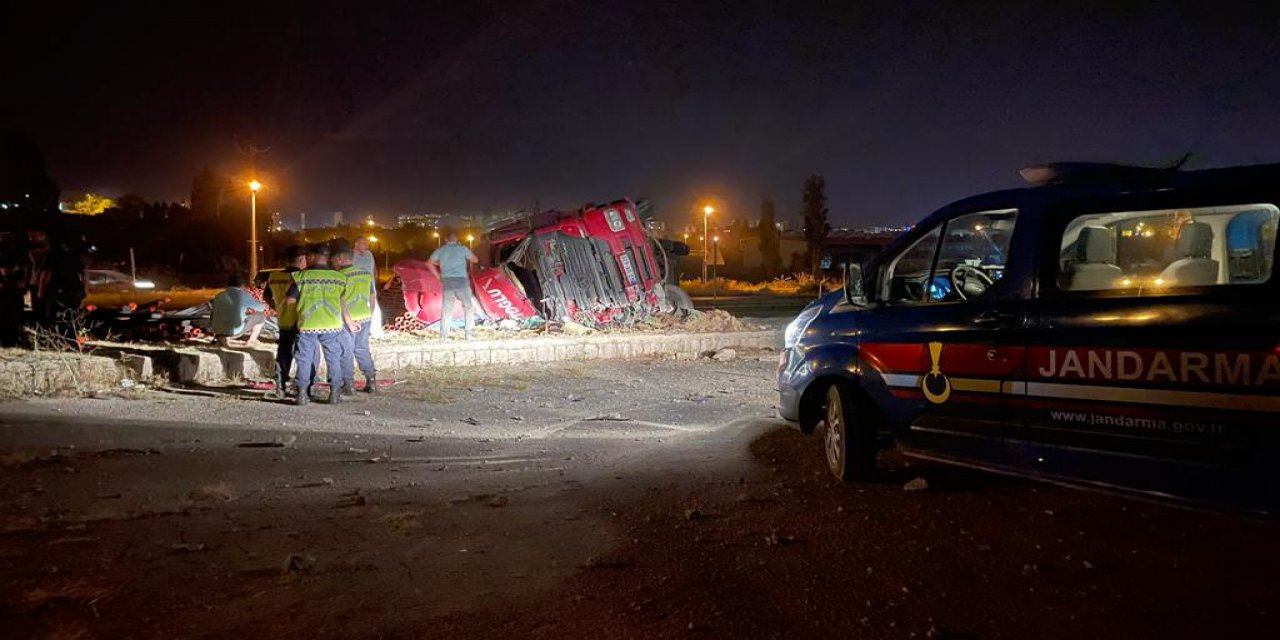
[921,341,952,404]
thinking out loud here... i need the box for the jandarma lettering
[1036,349,1280,387]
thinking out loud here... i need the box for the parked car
[85,269,156,293]
[777,162,1280,514]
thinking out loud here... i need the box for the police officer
[285,243,356,405]
[329,239,378,396]
[263,245,306,398]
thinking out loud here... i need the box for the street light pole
[712,236,720,304]
[248,180,262,277]
[702,205,714,281]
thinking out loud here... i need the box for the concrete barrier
[0,351,124,398]
[87,329,783,385]
[373,329,782,371]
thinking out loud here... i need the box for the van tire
[823,382,878,481]
[664,284,694,314]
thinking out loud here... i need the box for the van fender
[793,341,900,434]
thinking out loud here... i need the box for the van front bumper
[776,348,806,424]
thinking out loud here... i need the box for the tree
[800,174,830,276]
[757,195,782,278]
[66,192,115,215]
[0,133,60,230]
[113,193,149,218]
[728,217,749,268]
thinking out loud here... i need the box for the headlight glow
[783,304,822,349]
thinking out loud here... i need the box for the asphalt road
[0,356,1276,639]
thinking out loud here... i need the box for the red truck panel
[471,265,537,322]
[392,260,536,326]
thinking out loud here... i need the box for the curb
[93,329,783,385]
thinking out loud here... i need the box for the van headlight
[783,304,822,349]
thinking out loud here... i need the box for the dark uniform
[264,246,305,396]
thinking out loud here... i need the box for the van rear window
[1057,204,1278,293]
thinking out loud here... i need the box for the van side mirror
[843,262,867,306]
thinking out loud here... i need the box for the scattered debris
[562,321,593,336]
[188,482,235,502]
[336,493,367,508]
[581,556,631,569]
[586,413,631,422]
[95,448,162,458]
[711,348,738,362]
[488,495,510,508]
[284,553,317,574]
[903,477,930,492]
[684,508,704,521]
[236,441,284,448]
[166,542,209,554]
[764,531,799,546]
[460,417,480,425]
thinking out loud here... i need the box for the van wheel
[824,382,878,481]
[664,284,694,314]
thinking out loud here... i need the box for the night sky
[7,1,1280,228]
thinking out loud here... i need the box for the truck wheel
[664,284,694,314]
[824,382,878,481]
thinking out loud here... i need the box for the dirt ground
[0,356,1276,639]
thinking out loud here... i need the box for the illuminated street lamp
[466,233,475,249]
[248,180,262,277]
[432,230,441,248]
[702,204,714,281]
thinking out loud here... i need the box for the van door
[1021,197,1280,511]
[857,207,1029,454]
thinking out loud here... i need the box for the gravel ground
[0,355,1276,639]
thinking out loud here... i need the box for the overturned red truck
[389,198,692,331]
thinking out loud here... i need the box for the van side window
[881,209,1017,303]
[883,227,941,303]
[1057,204,1279,293]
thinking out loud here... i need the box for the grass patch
[679,272,838,297]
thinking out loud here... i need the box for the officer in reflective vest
[329,239,378,396]
[285,242,357,405]
[263,245,306,399]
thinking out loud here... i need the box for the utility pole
[702,205,715,281]
[236,138,272,277]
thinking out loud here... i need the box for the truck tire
[824,382,878,481]
[664,284,694,314]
